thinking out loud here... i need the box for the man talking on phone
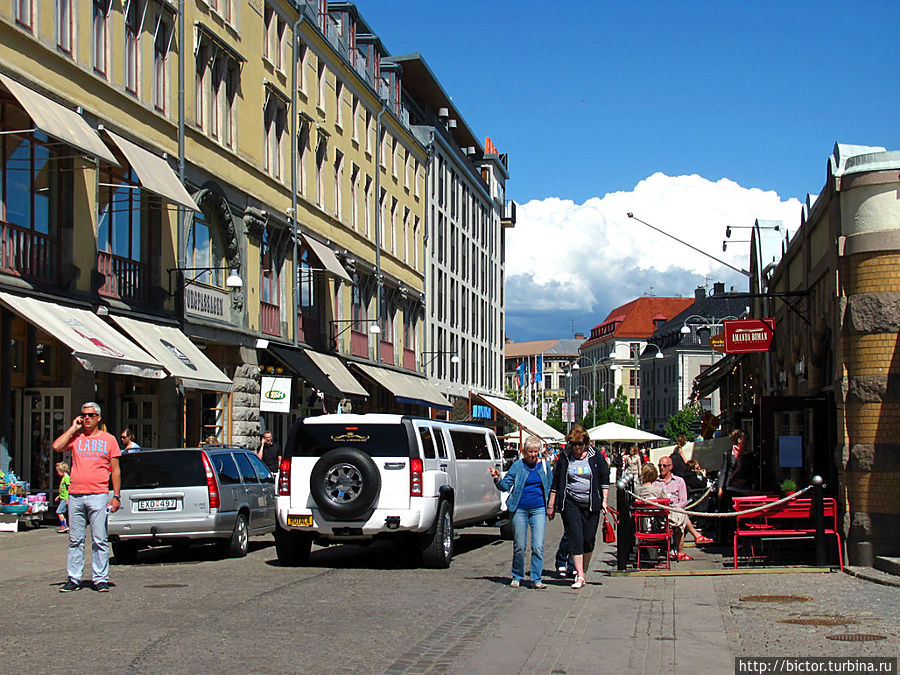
[256,431,281,474]
[52,402,121,593]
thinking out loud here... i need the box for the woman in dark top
[717,429,749,542]
[547,424,610,590]
[669,434,689,479]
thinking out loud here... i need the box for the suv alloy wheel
[421,499,453,568]
[309,447,382,519]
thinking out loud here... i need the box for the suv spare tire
[310,447,382,519]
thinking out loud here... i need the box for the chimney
[713,282,725,295]
[574,332,585,340]
[694,287,706,300]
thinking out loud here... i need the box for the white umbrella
[586,422,669,443]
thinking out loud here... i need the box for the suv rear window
[120,451,205,489]
[290,423,413,458]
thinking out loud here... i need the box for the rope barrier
[684,483,715,510]
[625,484,814,518]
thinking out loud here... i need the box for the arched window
[187,207,226,286]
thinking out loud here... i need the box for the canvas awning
[0,292,165,379]
[269,345,367,398]
[0,74,118,165]
[352,362,451,410]
[301,234,352,282]
[692,354,743,400]
[586,422,668,443]
[102,130,199,211]
[109,316,232,392]
[474,393,564,441]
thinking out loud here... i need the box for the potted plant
[779,477,798,496]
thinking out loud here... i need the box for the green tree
[580,386,634,428]
[664,406,699,440]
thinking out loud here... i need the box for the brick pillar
[842,251,900,560]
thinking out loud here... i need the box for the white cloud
[506,173,802,339]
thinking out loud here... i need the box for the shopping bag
[602,513,616,543]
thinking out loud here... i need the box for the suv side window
[211,452,242,485]
[418,426,436,459]
[248,454,275,483]
[234,452,259,483]
[433,427,448,459]
[489,434,501,461]
[450,430,490,460]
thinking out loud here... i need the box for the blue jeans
[67,493,110,584]
[511,506,546,583]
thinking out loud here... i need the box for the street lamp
[168,265,243,295]
[680,314,741,335]
[330,319,381,350]
[420,350,460,369]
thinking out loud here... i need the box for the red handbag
[602,513,616,543]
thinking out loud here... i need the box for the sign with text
[260,376,292,413]
[723,318,774,353]
[709,333,725,353]
[184,284,231,322]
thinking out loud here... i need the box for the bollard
[616,475,632,571]
[812,475,827,567]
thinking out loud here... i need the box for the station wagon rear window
[291,423,412,458]
[120,451,205,489]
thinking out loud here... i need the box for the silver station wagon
[108,447,276,563]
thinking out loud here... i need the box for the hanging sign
[723,319,775,354]
[709,333,726,353]
[260,376,292,413]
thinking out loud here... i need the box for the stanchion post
[617,474,632,571]
[812,475,826,566]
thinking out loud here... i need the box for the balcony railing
[97,251,147,302]
[350,329,368,358]
[297,313,325,350]
[260,301,281,336]
[380,339,394,365]
[0,221,61,284]
[502,200,517,225]
[403,348,416,371]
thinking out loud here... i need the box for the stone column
[231,346,261,449]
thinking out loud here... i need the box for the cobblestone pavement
[1,520,897,674]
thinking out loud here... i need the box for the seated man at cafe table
[653,458,713,561]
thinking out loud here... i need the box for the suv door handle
[383,462,406,470]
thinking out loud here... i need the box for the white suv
[274,414,505,568]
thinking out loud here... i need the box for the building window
[260,227,280,304]
[389,197,397,253]
[413,216,420,270]
[315,135,327,208]
[333,150,343,219]
[264,5,286,70]
[317,61,326,110]
[391,139,399,177]
[56,0,73,54]
[297,39,307,91]
[187,207,226,287]
[264,92,287,180]
[15,0,33,30]
[124,0,142,95]
[402,207,409,263]
[152,12,171,112]
[211,60,238,147]
[363,175,372,237]
[349,164,359,230]
[97,166,142,263]
[365,109,372,154]
[92,0,110,76]
[297,120,309,196]
[351,97,359,141]
[335,81,343,128]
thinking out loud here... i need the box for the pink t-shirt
[67,431,121,494]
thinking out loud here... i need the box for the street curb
[843,565,900,588]
[610,566,836,578]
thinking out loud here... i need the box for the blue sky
[354,1,900,339]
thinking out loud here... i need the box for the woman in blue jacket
[489,436,552,589]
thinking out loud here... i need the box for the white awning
[586,422,668,443]
[0,74,118,165]
[304,350,368,397]
[474,393,564,441]
[352,362,452,410]
[0,292,165,379]
[302,234,352,282]
[102,130,199,211]
[109,316,232,392]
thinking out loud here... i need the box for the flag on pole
[516,360,525,388]
[536,354,543,384]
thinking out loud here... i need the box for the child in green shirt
[55,462,70,533]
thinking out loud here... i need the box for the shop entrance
[15,389,69,493]
[119,396,158,449]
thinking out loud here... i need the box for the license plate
[137,499,178,512]
[287,514,313,527]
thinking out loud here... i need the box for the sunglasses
[658,462,671,467]
[82,413,99,418]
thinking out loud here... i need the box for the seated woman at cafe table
[654,457,713,561]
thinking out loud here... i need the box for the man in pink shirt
[654,457,711,560]
[53,402,121,592]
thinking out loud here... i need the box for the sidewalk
[459,520,899,675]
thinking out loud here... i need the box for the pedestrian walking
[119,428,140,453]
[547,424,610,589]
[54,462,70,533]
[256,430,282,474]
[489,436,552,589]
[52,402,121,593]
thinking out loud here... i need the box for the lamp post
[571,354,615,429]
[420,350,460,377]
[330,319,381,350]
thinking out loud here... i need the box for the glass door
[120,395,157,449]
[17,389,69,493]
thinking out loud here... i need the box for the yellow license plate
[287,514,313,527]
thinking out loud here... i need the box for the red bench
[733,497,843,569]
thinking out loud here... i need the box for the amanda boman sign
[260,376,292,413]
[723,318,775,353]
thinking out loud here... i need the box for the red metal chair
[633,498,673,569]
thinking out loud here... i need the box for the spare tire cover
[310,447,382,519]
